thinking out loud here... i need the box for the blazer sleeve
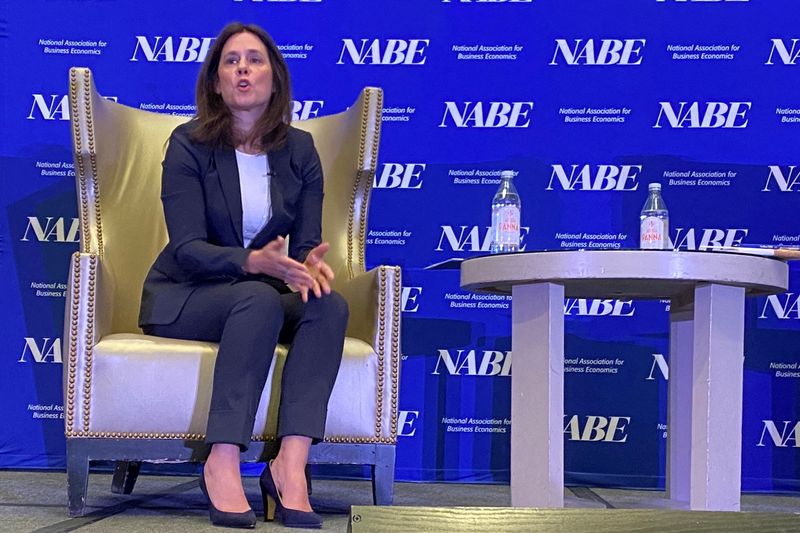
[161,128,250,279]
[288,132,324,263]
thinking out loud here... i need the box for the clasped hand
[243,236,334,302]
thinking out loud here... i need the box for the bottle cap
[648,182,661,191]
[501,170,515,179]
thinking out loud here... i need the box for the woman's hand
[299,242,334,303]
[244,236,315,289]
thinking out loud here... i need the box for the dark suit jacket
[139,121,323,327]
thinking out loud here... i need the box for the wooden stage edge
[348,506,800,532]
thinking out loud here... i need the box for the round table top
[460,249,789,299]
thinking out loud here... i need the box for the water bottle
[490,170,521,254]
[639,182,669,249]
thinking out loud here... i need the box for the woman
[138,22,347,529]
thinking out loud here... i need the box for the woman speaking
[138,22,347,529]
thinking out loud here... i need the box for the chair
[63,67,401,517]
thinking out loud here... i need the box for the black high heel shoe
[199,470,256,529]
[259,461,322,529]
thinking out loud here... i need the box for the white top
[235,150,272,247]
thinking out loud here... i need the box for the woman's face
[215,31,274,117]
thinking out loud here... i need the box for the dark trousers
[143,280,348,450]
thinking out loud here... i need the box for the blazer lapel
[249,145,291,248]
[214,146,244,246]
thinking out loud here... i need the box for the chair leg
[67,440,90,517]
[111,461,141,494]
[371,444,396,505]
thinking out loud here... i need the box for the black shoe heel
[259,461,322,529]
[262,489,276,522]
[199,471,256,529]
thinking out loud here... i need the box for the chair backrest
[68,67,382,335]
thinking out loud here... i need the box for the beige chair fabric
[63,67,400,516]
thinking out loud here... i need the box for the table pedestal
[668,283,745,511]
[509,282,746,510]
[511,282,564,508]
[461,250,787,512]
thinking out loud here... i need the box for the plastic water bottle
[490,170,521,254]
[639,182,669,249]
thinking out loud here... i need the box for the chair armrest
[63,252,112,436]
[335,266,401,348]
[335,265,402,442]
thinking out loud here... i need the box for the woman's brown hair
[192,22,292,152]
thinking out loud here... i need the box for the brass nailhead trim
[70,70,91,255]
[65,253,81,434]
[251,435,278,442]
[389,266,401,439]
[364,90,389,440]
[347,88,383,279]
[357,169,371,273]
[81,255,98,432]
[83,74,104,255]
[69,69,105,256]
[63,431,391,444]
[375,267,387,438]
[357,90,382,273]
[323,436,393,444]
[346,181,358,280]
[67,432,207,440]
[347,90,369,280]
[357,91,369,171]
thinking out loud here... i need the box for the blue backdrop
[1,0,798,492]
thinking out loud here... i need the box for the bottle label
[493,205,520,245]
[640,216,666,249]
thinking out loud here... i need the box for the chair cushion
[88,334,379,440]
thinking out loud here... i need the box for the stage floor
[1,470,798,532]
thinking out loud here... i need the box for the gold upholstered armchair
[63,67,400,517]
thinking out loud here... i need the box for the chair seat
[89,334,380,440]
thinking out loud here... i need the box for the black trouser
[143,280,347,450]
